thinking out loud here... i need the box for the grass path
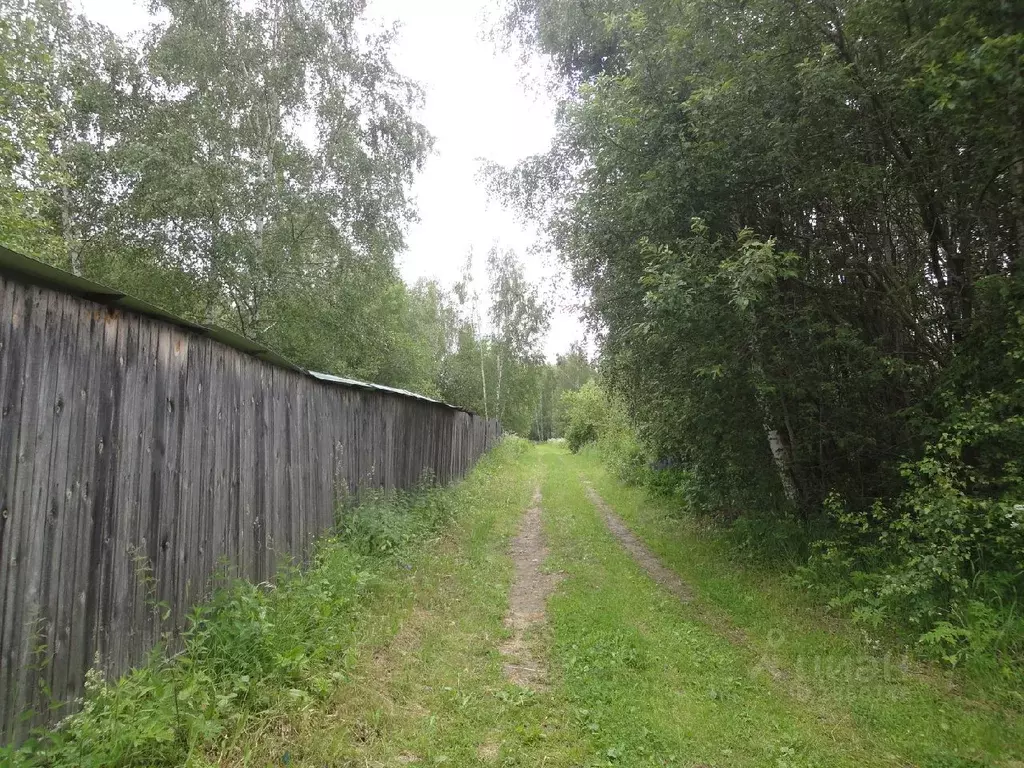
[247,441,1023,767]
[569,447,1024,767]
[239,438,587,766]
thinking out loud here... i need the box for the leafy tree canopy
[495,0,1024,676]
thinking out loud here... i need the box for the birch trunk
[62,186,83,277]
[478,329,488,421]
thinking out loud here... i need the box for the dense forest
[496,0,1024,687]
[0,0,592,437]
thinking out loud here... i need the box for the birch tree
[487,247,548,431]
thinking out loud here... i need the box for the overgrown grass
[14,439,1022,767]
[585,419,1024,704]
[2,442,518,768]
[562,446,1024,766]
[573,381,1024,685]
[540,446,882,767]
[259,433,589,767]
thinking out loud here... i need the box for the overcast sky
[76,0,586,358]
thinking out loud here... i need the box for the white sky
[77,0,586,359]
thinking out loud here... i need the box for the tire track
[583,481,693,603]
[499,486,560,690]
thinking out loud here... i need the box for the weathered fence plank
[0,269,500,743]
[4,287,53,731]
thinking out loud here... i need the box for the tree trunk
[494,353,504,422]
[478,332,488,421]
[1014,158,1024,276]
[766,427,799,505]
[61,186,83,277]
[749,332,800,506]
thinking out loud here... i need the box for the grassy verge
[14,439,1022,767]
[4,438,551,767]
[240,434,588,767]
[564,445,1024,767]
[539,444,883,767]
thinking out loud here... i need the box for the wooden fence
[0,257,500,743]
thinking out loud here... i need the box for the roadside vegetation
[5,0,1023,761]
[561,446,1024,767]
[1,439,532,767]
[8,440,1024,766]
[499,0,1024,695]
[561,383,1024,707]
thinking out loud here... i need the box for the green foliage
[567,446,1024,764]
[799,275,1024,685]
[435,248,568,437]
[559,379,607,452]
[530,342,595,440]
[338,483,457,557]
[0,1,66,261]
[498,0,1024,679]
[0,0,456,394]
[559,380,647,488]
[486,247,550,434]
[11,439,1023,764]
[0,0,568,420]
[594,400,646,485]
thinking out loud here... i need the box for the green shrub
[595,399,647,484]
[590,274,1024,691]
[559,380,608,452]
[800,401,1024,695]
